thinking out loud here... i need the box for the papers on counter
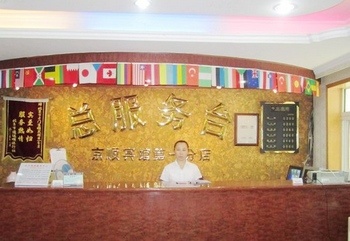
[15,163,52,187]
[161,180,211,188]
[195,180,211,184]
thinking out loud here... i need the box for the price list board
[260,102,299,153]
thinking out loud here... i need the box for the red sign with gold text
[3,97,48,162]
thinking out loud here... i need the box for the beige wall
[314,67,350,168]
[327,87,342,169]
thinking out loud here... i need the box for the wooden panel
[0,181,349,241]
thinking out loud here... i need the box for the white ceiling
[1,0,350,78]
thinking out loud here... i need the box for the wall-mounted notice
[260,102,299,153]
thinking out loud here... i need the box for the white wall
[313,67,350,168]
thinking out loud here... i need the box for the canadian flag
[97,63,117,85]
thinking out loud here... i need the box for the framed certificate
[234,113,259,146]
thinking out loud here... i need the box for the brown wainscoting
[0,181,349,241]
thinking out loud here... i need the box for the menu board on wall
[260,102,299,153]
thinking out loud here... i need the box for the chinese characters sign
[3,97,48,162]
[68,96,231,140]
[91,147,211,161]
[111,95,146,131]
[68,103,101,139]
[157,93,191,129]
[201,103,231,140]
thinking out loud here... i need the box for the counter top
[2,179,348,192]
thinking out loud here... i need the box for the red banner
[2,97,48,162]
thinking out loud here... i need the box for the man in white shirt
[160,140,202,183]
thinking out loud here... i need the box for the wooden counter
[1,180,350,241]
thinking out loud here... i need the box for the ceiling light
[135,0,150,9]
[274,1,295,15]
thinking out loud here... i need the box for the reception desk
[1,180,350,241]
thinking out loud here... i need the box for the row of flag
[0,62,319,96]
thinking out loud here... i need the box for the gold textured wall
[0,85,312,182]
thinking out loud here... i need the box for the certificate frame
[234,113,259,146]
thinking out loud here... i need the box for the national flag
[97,62,117,85]
[213,67,227,88]
[0,69,14,89]
[166,64,177,85]
[152,64,160,85]
[0,70,4,88]
[176,64,186,85]
[79,63,101,84]
[171,64,178,85]
[232,68,245,89]
[138,64,154,85]
[268,72,277,90]
[198,66,212,87]
[313,80,320,97]
[186,65,199,86]
[276,73,287,92]
[244,69,259,89]
[159,64,168,85]
[117,63,132,85]
[14,68,24,88]
[44,65,63,85]
[291,75,303,93]
[62,64,79,85]
[258,71,276,90]
[226,67,233,88]
[285,74,292,93]
[223,67,231,88]
[305,78,319,96]
[132,63,146,86]
[24,67,44,87]
[300,77,306,93]
[258,70,267,89]
[142,63,154,86]
[305,79,313,96]
[211,67,216,87]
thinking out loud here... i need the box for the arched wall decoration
[0,52,319,96]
